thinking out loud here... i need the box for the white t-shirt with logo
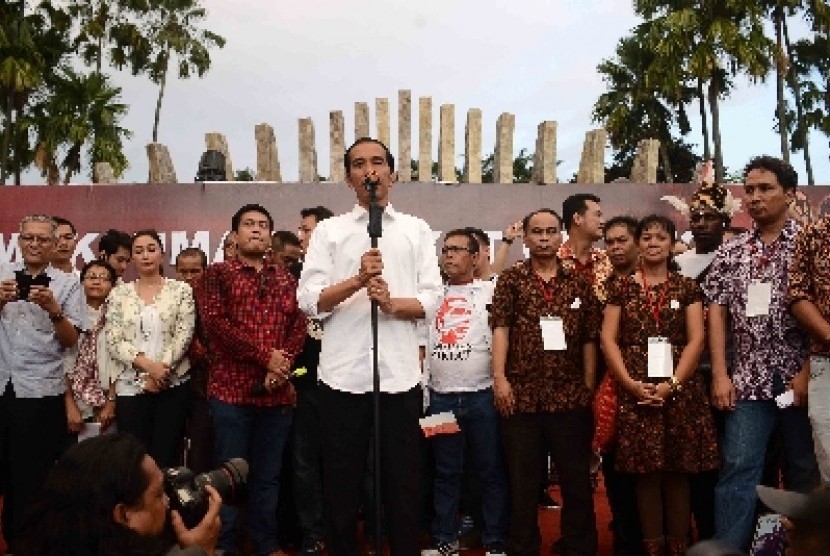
[426,280,494,393]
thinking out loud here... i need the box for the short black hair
[80,260,116,283]
[744,155,798,190]
[231,203,274,233]
[175,247,207,268]
[97,229,131,258]
[300,206,334,223]
[603,215,638,239]
[636,214,680,272]
[522,208,563,232]
[562,193,601,231]
[444,229,480,254]
[52,216,76,235]
[344,137,396,174]
[463,227,490,248]
[272,230,302,252]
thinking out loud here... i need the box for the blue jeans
[209,398,293,555]
[714,400,820,550]
[428,388,508,546]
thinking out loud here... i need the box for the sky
[22,0,830,185]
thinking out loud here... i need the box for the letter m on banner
[169,231,212,264]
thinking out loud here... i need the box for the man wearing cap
[756,484,830,556]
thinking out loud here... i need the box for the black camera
[163,458,248,529]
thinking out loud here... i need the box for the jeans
[209,398,293,555]
[428,388,508,546]
[714,400,820,550]
[809,355,830,481]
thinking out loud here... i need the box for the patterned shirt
[200,259,307,406]
[490,261,600,413]
[703,220,809,401]
[557,242,613,302]
[787,216,830,354]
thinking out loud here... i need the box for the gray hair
[19,214,58,237]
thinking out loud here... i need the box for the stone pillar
[254,123,282,181]
[531,121,558,184]
[205,132,233,180]
[329,111,346,183]
[93,162,116,184]
[438,104,455,182]
[376,98,390,148]
[298,118,319,183]
[418,97,432,182]
[463,108,482,183]
[494,112,515,184]
[577,129,607,184]
[146,142,177,183]
[398,90,412,181]
[629,138,660,183]
[355,102,370,141]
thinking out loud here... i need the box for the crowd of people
[0,139,828,556]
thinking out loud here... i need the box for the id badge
[746,281,772,317]
[647,337,673,378]
[540,316,567,351]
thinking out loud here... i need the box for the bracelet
[49,311,65,322]
[503,237,514,245]
[107,394,116,402]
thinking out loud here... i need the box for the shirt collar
[749,218,799,243]
[350,203,398,221]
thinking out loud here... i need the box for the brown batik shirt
[490,261,600,413]
[788,215,830,354]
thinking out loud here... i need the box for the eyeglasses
[19,234,54,245]
[84,274,112,282]
[441,246,471,255]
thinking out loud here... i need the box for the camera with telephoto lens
[163,458,248,529]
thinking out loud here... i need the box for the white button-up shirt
[298,204,443,393]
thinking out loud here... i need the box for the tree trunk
[151,48,170,143]
[659,142,674,183]
[774,3,790,163]
[708,76,724,183]
[783,15,814,185]
[0,92,15,185]
[698,78,711,160]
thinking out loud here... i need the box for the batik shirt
[557,242,613,303]
[787,216,830,354]
[703,220,808,401]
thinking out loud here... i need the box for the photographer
[15,433,222,555]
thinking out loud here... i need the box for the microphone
[363,173,380,192]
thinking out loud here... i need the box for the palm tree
[33,68,131,183]
[592,28,691,182]
[142,0,225,142]
[636,0,774,183]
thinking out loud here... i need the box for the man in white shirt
[422,229,508,556]
[298,138,442,556]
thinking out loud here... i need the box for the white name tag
[746,281,772,317]
[647,336,674,378]
[540,316,567,351]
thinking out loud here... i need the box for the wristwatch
[49,311,65,323]
[669,376,683,394]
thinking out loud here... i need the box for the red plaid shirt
[199,259,307,406]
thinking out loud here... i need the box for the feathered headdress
[661,160,741,219]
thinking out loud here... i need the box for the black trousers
[501,407,598,556]
[116,382,190,469]
[292,385,325,542]
[319,383,421,556]
[0,382,66,543]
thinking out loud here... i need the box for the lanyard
[640,268,670,332]
[535,273,555,310]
